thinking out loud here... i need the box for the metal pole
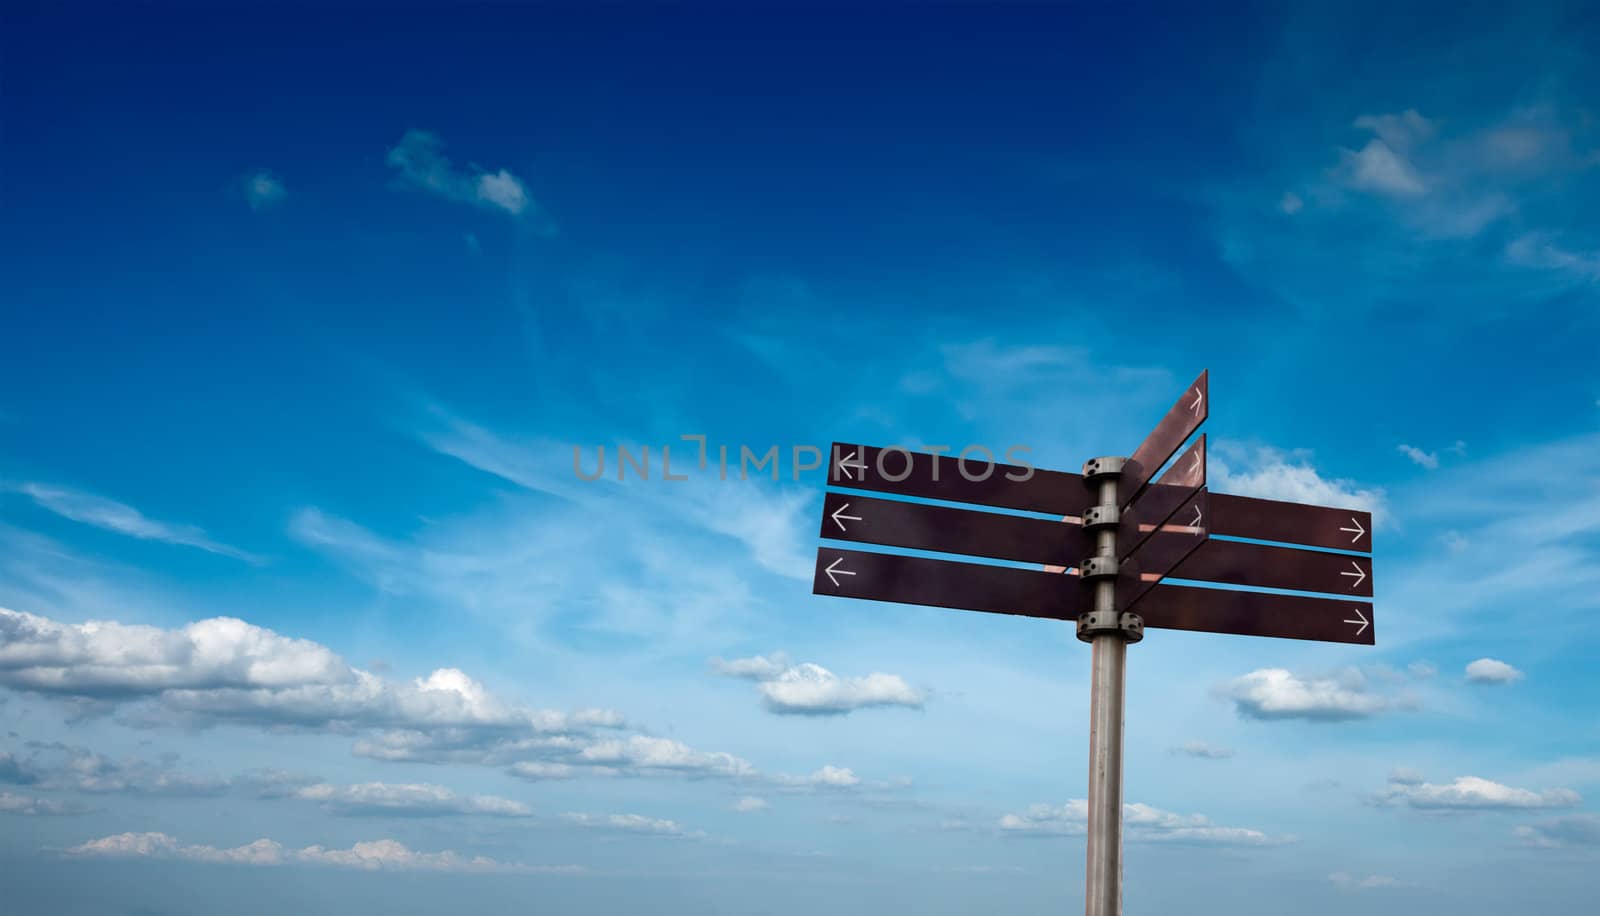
[1077,461,1140,916]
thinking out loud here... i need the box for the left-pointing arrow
[830,502,862,532]
[824,557,855,587]
[834,449,867,481]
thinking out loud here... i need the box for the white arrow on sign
[1341,560,1368,589]
[1190,503,1204,529]
[1190,449,1202,476]
[836,449,867,480]
[824,557,856,587]
[1339,516,1367,544]
[1344,606,1369,636]
[830,502,862,532]
[1190,386,1204,415]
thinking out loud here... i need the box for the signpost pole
[1077,457,1141,916]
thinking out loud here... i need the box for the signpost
[810,370,1376,916]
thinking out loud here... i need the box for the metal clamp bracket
[1081,455,1127,482]
[1081,505,1120,530]
[1078,556,1119,580]
[1076,610,1144,644]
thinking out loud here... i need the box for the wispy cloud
[62,832,581,874]
[385,129,540,220]
[998,800,1282,846]
[290,781,533,818]
[0,791,88,816]
[560,812,703,838]
[1329,872,1405,891]
[3,482,260,563]
[1397,444,1440,470]
[1170,741,1234,760]
[241,170,286,211]
[1513,813,1600,849]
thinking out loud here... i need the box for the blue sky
[2,2,1599,914]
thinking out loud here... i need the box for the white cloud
[292,782,532,818]
[791,766,859,789]
[733,796,768,812]
[1209,444,1386,525]
[1513,813,1600,849]
[3,482,259,563]
[1,607,791,788]
[242,171,286,211]
[63,832,579,873]
[574,736,756,778]
[711,652,924,716]
[1354,110,1436,153]
[1373,773,1580,811]
[1408,661,1439,679]
[561,813,702,838]
[1397,444,1440,470]
[1339,139,1426,196]
[1170,741,1233,759]
[1216,668,1404,721]
[1329,872,1404,890]
[1279,191,1304,214]
[508,762,575,781]
[1465,658,1524,684]
[1505,233,1600,281]
[385,129,535,217]
[0,606,608,733]
[998,800,1278,846]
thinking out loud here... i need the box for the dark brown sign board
[819,492,1087,568]
[1118,369,1207,509]
[1118,489,1208,609]
[813,548,1085,621]
[1119,434,1205,560]
[1131,583,1374,645]
[830,442,1091,517]
[1171,538,1373,597]
[1209,493,1373,554]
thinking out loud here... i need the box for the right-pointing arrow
[1339,516,1367,543]
[1341,560,1367,589]
[1344,606,1369,636]
[824,557,856,587]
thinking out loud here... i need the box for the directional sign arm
[1131,584,1375,645]
[829,442,1091,517]
[813,548,1085,621]
[1119,434,1205,560]
[819,492,1087,567]
[1118,369,1208,508]
[1209,492,1373,553]
[1166,538,1375,597]
[1117,490,1209,609]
